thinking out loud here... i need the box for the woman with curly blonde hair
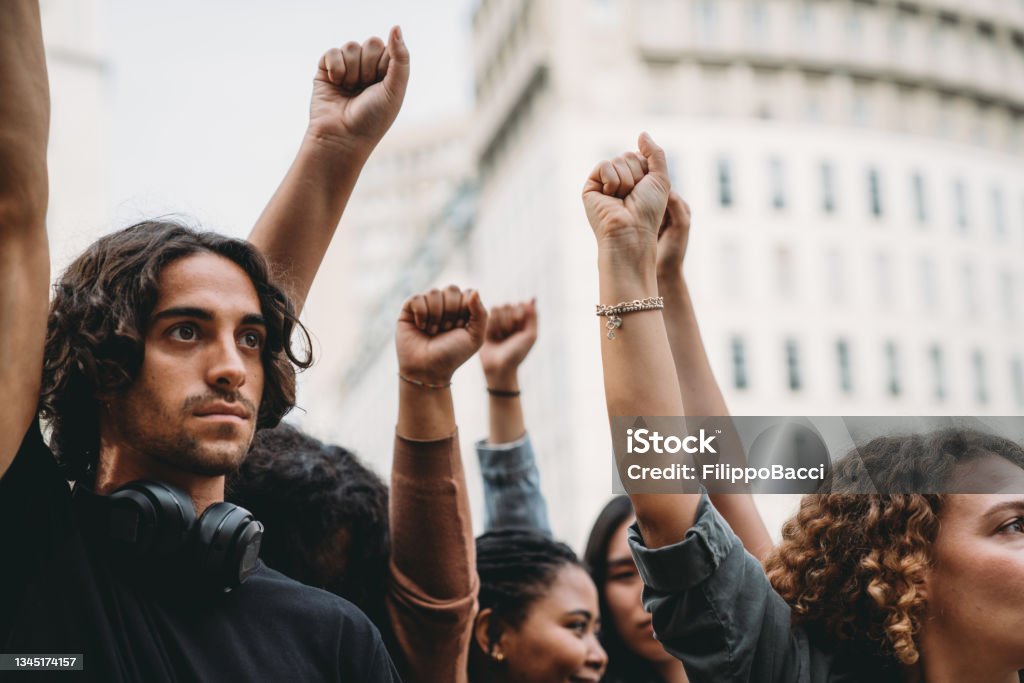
[581,135,1024,682]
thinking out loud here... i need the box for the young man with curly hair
[581,134,1024,682]
[0,2,411,680]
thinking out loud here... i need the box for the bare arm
[248,28,409,313]
[582,135,699,548]
[0,0,50,480]
[657,194,772,558]
[479,299,537,444]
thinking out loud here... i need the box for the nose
[585,635,607,673]
[205,332,246,391]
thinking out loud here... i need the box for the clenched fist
[396,285,487,386]
[309,26,410,155]
[479,299,538,382]
[656,191,692,279]
[582,133,670,267]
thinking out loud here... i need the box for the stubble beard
[114,387,257,478]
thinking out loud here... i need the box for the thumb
[638,132,669,189]
[384,26,410,100]
[466,289,488,340]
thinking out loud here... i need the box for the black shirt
[0,420,401,682]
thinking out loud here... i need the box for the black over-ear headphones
[73,480,263,593]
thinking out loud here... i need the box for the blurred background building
[301,0,1024,547]
[40,0,108,277]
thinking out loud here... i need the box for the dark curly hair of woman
[763,428,1024,665]
[38,219,312,480]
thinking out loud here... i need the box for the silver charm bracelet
[595,296,664,339]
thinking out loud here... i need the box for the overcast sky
[104,0,474,237]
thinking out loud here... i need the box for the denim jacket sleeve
[475,433,552,536]
[627,492,814,683]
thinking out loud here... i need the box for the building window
[696,0,719,38]
[972,349,988,405]
[929,344,946,401]
[769,157,786,210]
[961,262,979,317]
[720,243,742,298]
[731,336,749,390]
[821,162,837,214]
[912,172,927,224]
[775,245,795,297]
[1013,356,1024,408]
[747,0,768,40]
[717,157,734,208]
[836,339,853,394]
[919,256,938,311]
[874,251,894,307]
[785,338,802,391]
[827,248,846,303]
[1001,271,1020,323]
[868,167,883,218]
[992,186,1006,238]
[953,179,969,232]
[884,340,902,396]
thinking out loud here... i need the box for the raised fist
[309,27,410,154]
[479,299,538,379]
[582,133,670,263]
[396,285,487,386]
[656,192,691,278]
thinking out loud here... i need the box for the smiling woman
[470,529,608,683]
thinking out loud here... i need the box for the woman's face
[604,517,676,665]
[499,564,607,683]
[924,468,1024,669]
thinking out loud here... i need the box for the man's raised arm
[248,27,409,313]
[0,0,50,479]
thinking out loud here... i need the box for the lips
[193,402,250,420]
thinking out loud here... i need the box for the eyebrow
[151,306,266,327]
[983,499,1024,518]
[565,609,594,621]
[607,557,636,570]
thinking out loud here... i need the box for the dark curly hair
[38,219,312,480]
[469,529,587,682]
[764,428,1024,665]
[583,496,663,683]
[227,422,390,626]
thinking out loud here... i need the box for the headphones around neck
[74,480,263,593]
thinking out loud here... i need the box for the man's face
[103,252,266,477]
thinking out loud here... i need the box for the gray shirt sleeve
[627,493,814,683]
[475,433,552,536]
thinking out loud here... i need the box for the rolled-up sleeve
[475,433,551,536]
[388,431,478,683]
[628,493,811,683]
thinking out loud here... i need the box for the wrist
[397,365,454,388]
[302,124,374,164]
[483,367,520,391]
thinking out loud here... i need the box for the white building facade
[308,0,1024,546]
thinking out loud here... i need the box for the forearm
[659,271,772,557]
[0,0,49,227]
[484,367,524,444]
[396,381,456,441]
[599,250,699,547]
[0,0,49,480]
[247,129,371,313]
[658,272,727,416]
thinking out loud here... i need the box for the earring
[491,649,505,663]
